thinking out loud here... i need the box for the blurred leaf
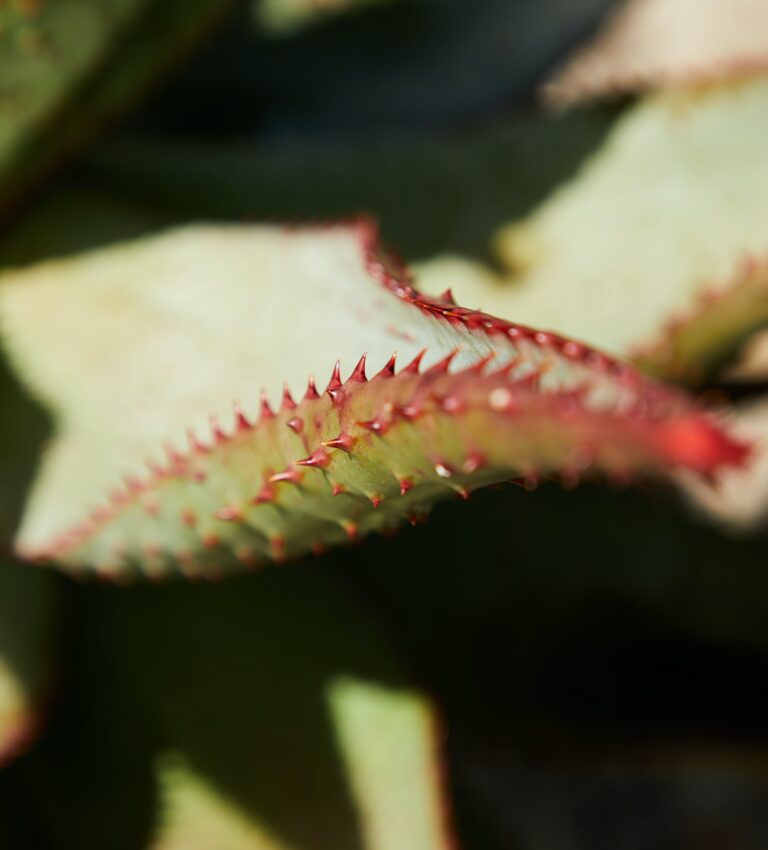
[0,560,57,767]
[542,0,768,107]
[254,0,392,35]
[0,0,232,214]
[417,78,768,383]
[18,566,455,849]
[155,679,449,850]
[0,222,743,577]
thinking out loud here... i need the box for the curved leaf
[0,222,745,577]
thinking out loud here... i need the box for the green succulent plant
[2,1,768,847]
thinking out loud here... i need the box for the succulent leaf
[417,78,768,383]
[542,0,768,108]
[0,222,745,578]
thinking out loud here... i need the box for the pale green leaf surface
[0,222,745,577]
[417,78,768,382]
[542,0,768,108]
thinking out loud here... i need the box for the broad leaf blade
[0,222,745,577]
[542,0,768,108]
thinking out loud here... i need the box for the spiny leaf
[0,222,745,578]
[417,77,768,383]
[542,0,768,108]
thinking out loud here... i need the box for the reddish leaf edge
[632,254,768,382]
[15,218,750,575]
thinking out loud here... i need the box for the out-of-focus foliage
[543,0,768,107]
[254,0,389,34]
[10,567,453,850]
[0,0,231,214]
[417,77,768,383]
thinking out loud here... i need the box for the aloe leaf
[0,560,56,767]
[417,77,768,383]
[0,222,745,578]
[542,0,768,108]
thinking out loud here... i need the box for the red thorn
[404,349,426,374]
[236,546,257,566]
[181,509,197,528]
[357,418,388,435]
[399,476,414,495]
[215,504,243,522]
[287,417,304,433]
[370,494,382,509]
[164,443,185,467]
[440,395,463,413]
[269,468,303,485]
[376,353,397,379]
[332,483,346,497]
[428,348,460,375]
[348,352,368,384]
[270,536,286,562]
[453,485,470,500]
[304,376,320,401]
[342,520,359,540]
[463,452,484,474]
[123,475,143,495]
[202,532,220,550]
[252,482,276,504]
[282,383,297,411]
[295,448,330,469]
[326,360,343,403]
[469,351,497,374]
[260,389,275,421]
[439,288,456,305]
[234,401,252,432]
[187,427,209,456]
[323,433,354,452]
[210,417,228,446]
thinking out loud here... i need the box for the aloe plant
[1,1,768,847]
